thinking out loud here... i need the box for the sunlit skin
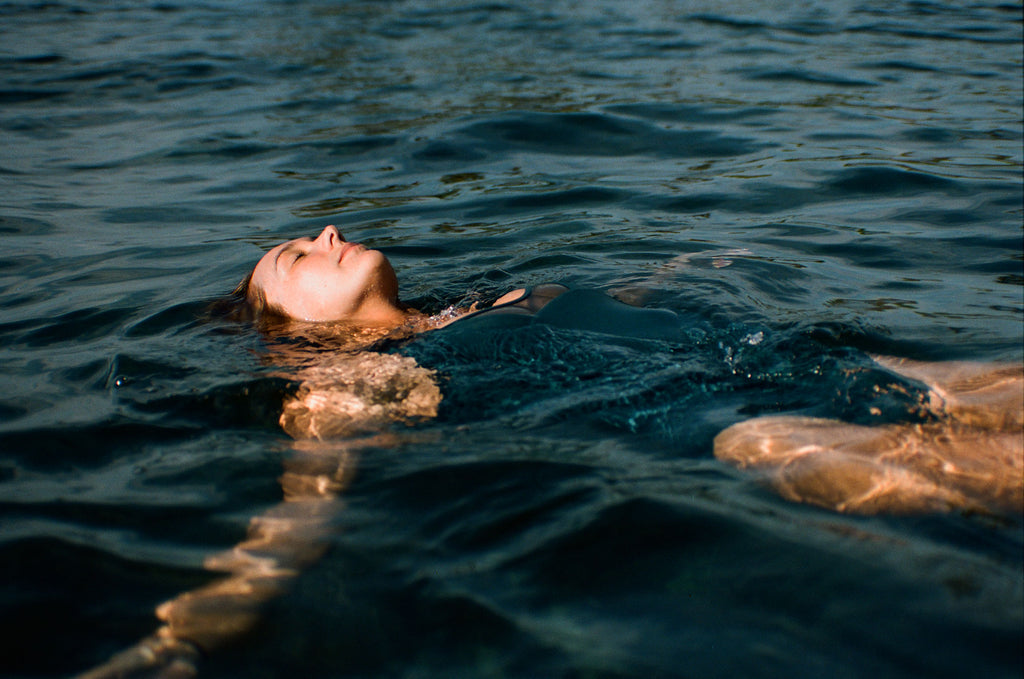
[250,225,409,324]
[250,224,524,325]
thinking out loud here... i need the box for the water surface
[1,1,1021,677]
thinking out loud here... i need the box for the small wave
[740,68,876,88]
[459,111,762,159]
[826,166,959,195]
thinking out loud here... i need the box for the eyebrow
[273,243,301,272]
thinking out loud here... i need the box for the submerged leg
[870,355,1023,431]
[714,358,1023,515]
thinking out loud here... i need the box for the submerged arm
[79,352,441,678]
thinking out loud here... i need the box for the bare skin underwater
[714,357,1024,515]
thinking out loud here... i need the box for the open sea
[1,1,1022,678]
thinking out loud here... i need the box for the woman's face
[250,225,402,322]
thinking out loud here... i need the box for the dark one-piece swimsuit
[448,283,683,341]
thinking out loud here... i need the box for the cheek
[317,262,375,312]
[282,267,338,314]
[339,252,381,291]
[290,253,392,319]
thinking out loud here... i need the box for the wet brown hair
[208,268,287,323]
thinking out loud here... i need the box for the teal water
[1,1,1021,677]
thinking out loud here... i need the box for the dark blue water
[1,1,1021,678]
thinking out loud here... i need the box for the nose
[314,224,344,250]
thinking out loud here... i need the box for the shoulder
[492,288,527,306]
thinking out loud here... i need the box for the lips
[337,242,361,263]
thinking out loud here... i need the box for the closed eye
[285,249,307,269]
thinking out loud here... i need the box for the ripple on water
[0,1,1021,677]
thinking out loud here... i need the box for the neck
[352,299,415,329]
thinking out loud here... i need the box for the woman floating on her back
[80,225,1022,679]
